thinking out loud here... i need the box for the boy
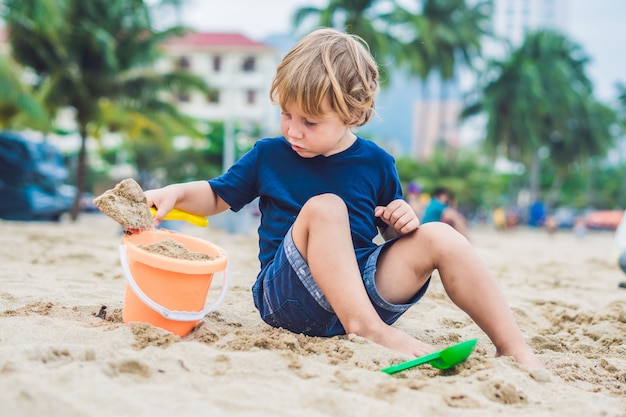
[145,28,542,368]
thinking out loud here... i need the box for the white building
[159,32,281,137]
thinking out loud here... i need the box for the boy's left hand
[375,199,420,235]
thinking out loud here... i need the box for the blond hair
[270,28,379,127]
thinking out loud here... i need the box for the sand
[93,178,154,231]
[1,213,625,417]
[137,238,216,261]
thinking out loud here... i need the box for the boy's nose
[287,121,304,138]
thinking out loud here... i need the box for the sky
[177,0,625,103]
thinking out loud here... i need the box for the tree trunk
[70,123,88,221]
[616,143,626,208]
[545,172,564,211]
[528,149,541,205]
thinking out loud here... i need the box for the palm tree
[462,29,611,206]
[615,84,626,207]
[152,0,188,26]
[0,55,49,130]
[391,0,492,153]
[545,100,615,207]
[1,0,208,219]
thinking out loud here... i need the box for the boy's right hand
[144,188,177,227]
[374,199,420,235]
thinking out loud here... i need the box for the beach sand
[1,213,625,417]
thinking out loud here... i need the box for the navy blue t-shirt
[208,136,402,276]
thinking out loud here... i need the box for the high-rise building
[491,0,566,49]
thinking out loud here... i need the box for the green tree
[614,83,626,207]
[544,100,615,207]
[462,29,609,206]
[391,0,491,83]
[396,148,507,213]
[390,0,492,149]
[0,55,49,130]
[617,84,626,141]
[1,0,208,219]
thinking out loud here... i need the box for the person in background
[492,207,506,231]
[573,216,587,238]
[405,182,424,220]
[613,210,626,289]
[422,187,471,240]
[544,215,558,235]
[529,200,546,227]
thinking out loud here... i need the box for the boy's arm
[145,180,230,225]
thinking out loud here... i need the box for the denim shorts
[251,227,430,337]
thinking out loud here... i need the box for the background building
[491,0,566,48]
[160,32,281,169]
[160,32,280,137]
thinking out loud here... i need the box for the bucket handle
[119,245,229,322]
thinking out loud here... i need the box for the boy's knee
[303,194,348,217]
[415,222,468,251]
[419,221,457,239]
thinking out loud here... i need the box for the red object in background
[585,210,624,231]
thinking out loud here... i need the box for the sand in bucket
[120,229,228,336]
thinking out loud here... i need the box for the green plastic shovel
[380,338,478,375]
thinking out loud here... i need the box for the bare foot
[496,344,544,370]
[363,324,436,357]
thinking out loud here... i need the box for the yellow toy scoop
[150,207,208,228]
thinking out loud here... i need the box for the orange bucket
[119,230,228,336]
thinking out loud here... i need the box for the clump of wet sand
[93,178,154,231]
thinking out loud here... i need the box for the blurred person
[573,216,587,238]
[405,182,424,219]
[544,215,558,234]
[529,200,546,227]
[506,207,520,229]
[613,210,626,289]
[422,187,471,240]
[493,207,506,231]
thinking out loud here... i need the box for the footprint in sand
[107,359,151,378]
[483,379,527,404]
[128,322,180,350]
[444,393,483,409]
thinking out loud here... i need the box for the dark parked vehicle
[0,131,74,221]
